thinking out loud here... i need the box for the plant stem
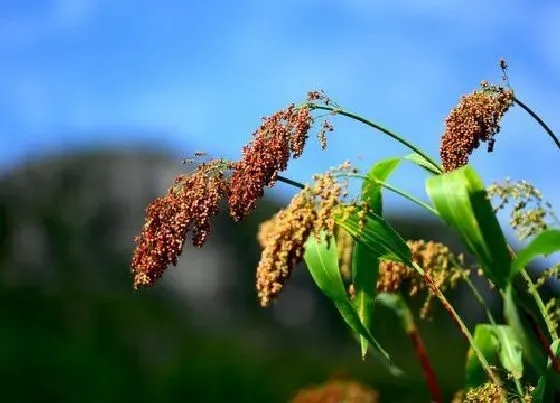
[513,378,526,402]
[513,96,560,151]
[508,245,559,342]
[277,173,440,216]
[519,267,559,342]
[522,307,560,373]
[306,103,443,173]
[276,175,305,189]
[334,173,440,216]
[413,262,503,389]
[463,274,497,326]
[407,319,443,403]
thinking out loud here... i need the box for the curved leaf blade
[353,157,401,357]
[465,324,499,389]
[529,341,560,402]
[303,233,403,376]
[512,229,560,278]
[335,209,412,266]
[464,324,523,390]
[425,165,511,290]
[532,377,546,403]
[361,157,401,215]
[503,285,546,375]
[493,325,523,380]
[404,153,441,175]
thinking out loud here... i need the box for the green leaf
[530,341,560,402]
[352,157,401,357]
[465,324,499,389]
[335,209,412,266]
[493,325,524,379]
[532,377,546,403]
[404,153,441,175]
[512,229,560,278]
[503,285,546,375]
[425,165,511,290]
[464,324,523,390]
[303,232,403,376]
[361,157,401,215]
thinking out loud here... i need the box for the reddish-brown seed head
[131,159,232,288]
[228,105,313,221]
[440,84,513,172]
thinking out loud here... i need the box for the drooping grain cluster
[132,93,336,289]
[377,240,467,318]
[256,172,351,306]
[228,104,314,221]
[335,226,354,280]
[440,82,513,172]
[290,379,379,403]
[131,159,234,288]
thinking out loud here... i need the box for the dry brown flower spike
[131,159,233,288]
[377,240,467,318]
[256,172,352,307]
[228,104,314,221]
[440,82,513,172]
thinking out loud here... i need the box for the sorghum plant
[131,61,560,402]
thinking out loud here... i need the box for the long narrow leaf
[465,324,500,389]
[464,324,523,390]
[303,233,403,375]
[361,157,401,214]
[336,209,412,266]
[503,285,546,375]
[512,229,560,278]
[493,325,523,380]
[426,165,511,289]
[530,341,560,402]
[353,157,401,357]
[532,377,546,403]
[404,153,441,175]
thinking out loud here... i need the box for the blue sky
[1,0,559,213]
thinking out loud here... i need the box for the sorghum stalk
[414,262,503,389]
[303,103,443,174]
[398,298,442,403]
[512,96,560,151]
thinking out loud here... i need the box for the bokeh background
[1,1,559,402]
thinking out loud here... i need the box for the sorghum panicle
[290,379,379,403]
[487,178,555,240]
[131,159,232,288]
[440,82,513,172]
[335,226,353,280]
[256,190,317,307]
[377,240,467,318]
[256,172,349,307]
[228,104,314,221]
[462,382,504,403]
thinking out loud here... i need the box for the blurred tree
[0,148,481,402]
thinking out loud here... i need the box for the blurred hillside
[0,148,497,402]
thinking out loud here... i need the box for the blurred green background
[0,148,507,402]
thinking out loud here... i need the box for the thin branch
[306,103,443,173]
[276,175,305,189]
[513,96,560,151]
